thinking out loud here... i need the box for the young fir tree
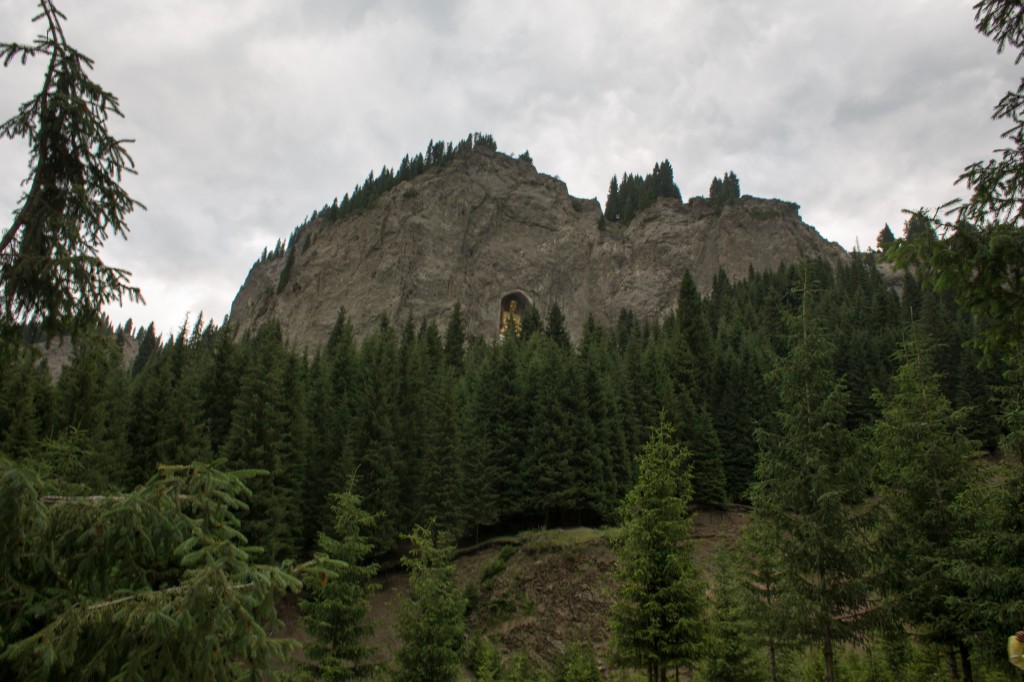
[609,417,705,681]
[730,516,795,682]
[871,330,981,678]
[749,285,871,682]
[694,538,769,682]
[300,481,380,681]
[392,524,467,682]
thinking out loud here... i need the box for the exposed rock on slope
[229,146,846,350]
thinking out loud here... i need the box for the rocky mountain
[228,145,847,350]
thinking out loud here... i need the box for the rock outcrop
[229,146,847,350]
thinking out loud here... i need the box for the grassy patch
[519,527,613,555]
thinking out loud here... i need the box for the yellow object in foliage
[1009,635,1024,670]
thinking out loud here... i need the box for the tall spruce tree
[349,318,402,552]
[750,284,871,682]
[222,322,305,561]
[459,341,507,538]
[418,367,467,537]
[872,330,982,680]
[0,4,304,678]
[609,418,705,681]
[443,302,466,369]
[306,308,358,542]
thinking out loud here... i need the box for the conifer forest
[3,1,1024,681]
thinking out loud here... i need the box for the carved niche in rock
[499,292,530,338]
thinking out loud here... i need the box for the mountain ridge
[228,144,847,350]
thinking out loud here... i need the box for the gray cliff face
[228,147,847,350]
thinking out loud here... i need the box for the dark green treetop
[0,0,143,336]
[709,171,740,210]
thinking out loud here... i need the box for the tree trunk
[769,639,779,682]
[823,620,835,682]
[959,641,973,682]
[946,644,958,681]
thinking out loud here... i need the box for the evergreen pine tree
[0,459,300,681]
[0,339,50,460]
[301,481,380,681]
[695,539,768,682]
[459,341,509,537]
[876,224,896,248]
[392,525,467,682]
[944,351,1024,676]
[443,302,466,369]
[52,329,131,489]
[222,322,304,560]
[131,322,159,375]
[349,319,402,552]
[723,171,741,201]
[545,303,571,349]
[606,175,621,221]
[871,329,981,678]
[418,367,467,537]
[730,516,794,682]
[0,0,143,335]
[577,315,630,517]
[609,418,705,680]
[749,284,871,682]
[709,176,724,206]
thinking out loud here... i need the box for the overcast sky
[0,0,1019,336]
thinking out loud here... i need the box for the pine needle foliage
[871,329,981,658]
[392,524,467,682]
[609,417,705,681]
[0,457,300,681]
[604,160,682,226]
[749,283,872,682]
[300,481,380,681]
[0,0,143,336]
[883,0,1024,356]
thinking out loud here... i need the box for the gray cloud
[0,0,1018,335]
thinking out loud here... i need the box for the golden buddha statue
[500,299,522,337]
